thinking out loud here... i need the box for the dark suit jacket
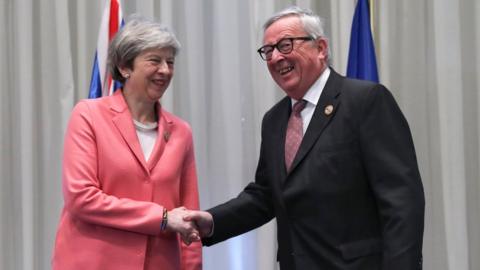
[203,69,425,270]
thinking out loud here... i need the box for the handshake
[165,207,213,245]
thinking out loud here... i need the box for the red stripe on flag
[109,0,119,41]
[105,0,120,95]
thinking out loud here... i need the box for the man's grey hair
[263,6,326,39]
[108,15,181,83]
[263,6,330,62]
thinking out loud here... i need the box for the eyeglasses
[257,36,314,61]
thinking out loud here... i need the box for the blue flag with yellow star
[347,0,379,83]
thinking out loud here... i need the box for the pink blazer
[52,91,202,270]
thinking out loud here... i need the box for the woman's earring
[123,73,130,79]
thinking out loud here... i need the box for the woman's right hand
[166,206,200,245]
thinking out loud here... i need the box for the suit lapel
[110,91,150,175]
[288,70,342,173]
[274,97,292,181]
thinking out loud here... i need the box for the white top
[291,67,331,134]
[133,119,158,161]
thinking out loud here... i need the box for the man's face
[263,16,327,100]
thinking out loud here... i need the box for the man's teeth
[279,66,293,75]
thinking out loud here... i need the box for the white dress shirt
[290,67,331,134]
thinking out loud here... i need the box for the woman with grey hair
[52,17,202,270]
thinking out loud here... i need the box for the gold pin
[324,105,334,116]
[163,131,171,142]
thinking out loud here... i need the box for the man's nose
[269,47,285,62]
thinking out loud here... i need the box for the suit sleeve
[202,116,276,246]
[178,129,202,270]
[358,85,425,269]
[62,101,164,235]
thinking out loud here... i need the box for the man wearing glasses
[185,6,424,270]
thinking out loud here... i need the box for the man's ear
[316,38,328,59]
[315,37,328,52]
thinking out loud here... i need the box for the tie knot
[292,100,307,116]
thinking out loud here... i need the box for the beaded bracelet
[160,208,168,231]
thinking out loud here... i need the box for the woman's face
[122,47,175,102]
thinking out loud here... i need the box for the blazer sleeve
[62,101,164,235]
[178,130,202,270]
[358,85,425,269]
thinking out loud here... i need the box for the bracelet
[160,208,168,231]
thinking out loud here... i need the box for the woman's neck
[122,89,158,124]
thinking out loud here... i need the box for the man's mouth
[278,66,294,75]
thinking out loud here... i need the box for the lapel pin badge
[163,131,171,142]
[324,104,334,116]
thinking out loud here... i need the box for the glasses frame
[257,36,314,61]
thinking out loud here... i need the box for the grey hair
[263,6,330,62]
[108,15,181,83]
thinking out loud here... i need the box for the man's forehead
[265,15,302,31]
[263,17,305,43]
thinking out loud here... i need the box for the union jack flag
[88,0,124,98]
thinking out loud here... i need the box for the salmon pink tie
[285,100,307,172]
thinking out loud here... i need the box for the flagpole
[369,0,375,39]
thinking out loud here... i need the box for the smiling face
[120,47,175,102]
[263,16,328,100]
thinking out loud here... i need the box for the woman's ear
[118,66,132,79]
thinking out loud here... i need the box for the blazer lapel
[288,70,342,173]
[146,105,172,171]
[110,91,150,175]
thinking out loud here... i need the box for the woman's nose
[157,61,170,73]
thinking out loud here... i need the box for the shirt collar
[291,67,331,107]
